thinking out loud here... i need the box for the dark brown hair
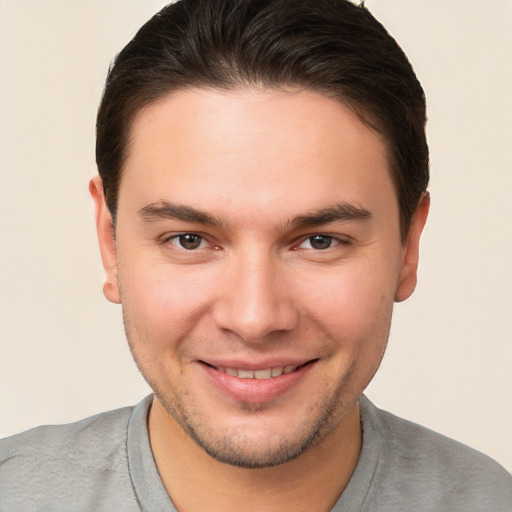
[96,0,429,238]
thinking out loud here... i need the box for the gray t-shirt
[1,395,511,511]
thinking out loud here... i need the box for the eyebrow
[138,200,372,229]
[138,201,222,227]
[289,202,372,228]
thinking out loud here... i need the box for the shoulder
[360,396,512,511]
[0,401,147,511]
[0,404,134,468]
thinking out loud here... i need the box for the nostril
[211,296,300,341]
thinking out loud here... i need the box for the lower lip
[200,362,316,404]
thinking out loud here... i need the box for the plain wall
[1,1,511,472]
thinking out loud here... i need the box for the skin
[90,87,429,511]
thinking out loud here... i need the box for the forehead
[120,87,396,225]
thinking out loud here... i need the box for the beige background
[1,1,511,472]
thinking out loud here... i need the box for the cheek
[118,263,216,346]
[305,264,395,324]
[313,267,396,386]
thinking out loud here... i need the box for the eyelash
[161,233,215,251]
[160,233,349,252]
[295,234,344,251]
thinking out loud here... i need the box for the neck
[148,397,361,512]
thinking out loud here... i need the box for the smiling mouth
[202,361,317,380]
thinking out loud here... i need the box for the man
[1,0,511,510]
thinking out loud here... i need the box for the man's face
[92,88,426,468]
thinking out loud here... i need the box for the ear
[395,192,430,302]
[89,176,121,304]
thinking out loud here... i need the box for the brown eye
[178,234,204,250]
[308,235,333,250]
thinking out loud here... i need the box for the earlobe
[395,192,430,303]
[89,176,121,304]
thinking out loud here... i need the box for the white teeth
[218,365,298,379]
[254,369,272,379]
[271,367,284,377]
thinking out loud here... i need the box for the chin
[154,385,350,469]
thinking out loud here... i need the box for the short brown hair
[96,0,429,238]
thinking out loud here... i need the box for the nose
[212,251,299,341]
